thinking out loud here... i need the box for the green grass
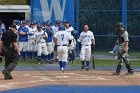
[0,51,139,67]
[69,59,140,67]
[0,59,140,67]
[94,51,140,58]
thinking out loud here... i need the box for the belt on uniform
[39,42,45,43]
[83,45,90,46]
[57,45,67,46]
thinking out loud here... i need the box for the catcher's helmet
[115,22,125,28]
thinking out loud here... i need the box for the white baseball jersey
[65,26,76,50]
[65,26,74,35]
[35,30,48,43]
[0,23,6,30]
[79,31,95,45]
[54,31,72,46]
[29,27,37,39]
[52,26,59,34]
[25,25,30,30]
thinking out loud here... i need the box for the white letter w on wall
[40,0,66,21]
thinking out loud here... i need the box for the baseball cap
[59,26,65,31]
[21,20,26,24]
[26,19,30,22]
[71,30,78,36]
[46,21,52,26]
[30,21,35,25]
[55,20,61,24]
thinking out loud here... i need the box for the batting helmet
[71,30,78,36]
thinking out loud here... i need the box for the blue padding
[1,85,140,93]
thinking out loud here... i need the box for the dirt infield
[0,70,140,91]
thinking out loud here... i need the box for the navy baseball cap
[55,20,61,23]
[71,30,78,36]
[21,20,26,24]
[59,26,65,31]
[26,19,30,22]
[30,21,35,25]
[46,21,52,26]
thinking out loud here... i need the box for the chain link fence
[74,0,140,52]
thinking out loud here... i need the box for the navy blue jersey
[45,28,53,42]
[18,26,29,42]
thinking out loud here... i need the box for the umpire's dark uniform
[0,25,19,80]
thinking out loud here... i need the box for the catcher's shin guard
[125,63,134,73]
[123,57,134,73]
[116,64,122,73]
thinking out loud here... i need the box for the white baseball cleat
[109,51,113,54]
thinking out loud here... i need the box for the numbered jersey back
[54,31,72,45]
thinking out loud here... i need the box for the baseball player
[52,20,62,34]
[0,19,5,42]
[70,30,78,63]
[28,21,37,59]
[113,22,134,76]
[52,20,63,61]
[26,20,31,27]
[34,25,48,64]
[53,26,72,72]
[18,20,29,61]
[78,23,95,71]
[42,21,47,31]
[64,21,76,63]
[0,27,3,41]
[12,20,20,30]
[45,21,54,63]
[109,41,119,59]
[0,19,6,32]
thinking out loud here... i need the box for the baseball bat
[91,45,95,69]
[92,56,95,69]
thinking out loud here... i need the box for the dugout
[0,5,30,29]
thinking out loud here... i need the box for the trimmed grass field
[0,51,139,67]
[0,59,139,67]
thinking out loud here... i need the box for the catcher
[113,22,134,76]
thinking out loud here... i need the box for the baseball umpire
[113,22,134,76]
[0,25,20,80]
